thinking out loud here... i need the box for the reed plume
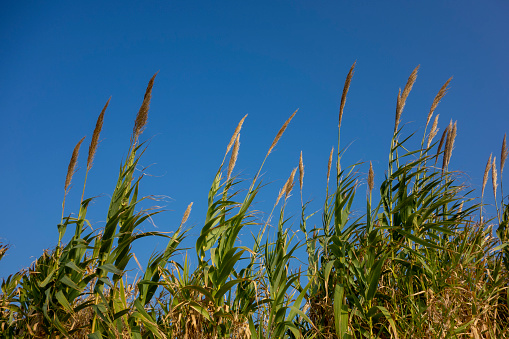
[133,72,158,143]
[442,120,457,172]
[427,114,440,148]
[482,154,492,201]
[327,147,334,186]
[227,133,240,181]
[458,201,464,213]
[81,99,110,204]
[501,134,508,175]
[267,109,297,156]
[284,167,297,200]
[426,77,452,127]
[276,167,297,206]
[368,161,374,195]
[87,98,110,171]
[226,114,247,155]
[65,137,86,193]
[180,202,193,226]
[275,188,285,207]
[395,65,419,133]
[395,89,402,132]
[492,157,498,201]
[299,151,304,192]
[435,123,450,166]
[339,61,356,133]
[63,136,85,222]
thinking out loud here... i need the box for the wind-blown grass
[1,66,509,338]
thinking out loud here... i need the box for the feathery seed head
[368,161,374,195]
[299,151,304,192]
[87,98,110,171]
[180,202,193,226]
[133,72,158,142]
[327,147,334,185]
[395,65,419,132]
[427,114,440,149]
[65,136,86,192]
[442,120,455,171]
[482,153,492,200]
[276,167,297,206]
[395,89,402,133]
[449,121,457,159]
[226,114,247,155]
[435,123,450,166]
[227,133,240,181]
[501,134,508,175]
[285,167,298,200]
[267,109,297,156]
[427,77,452,127]
[276,188,285,207]
[339,61,356,131]
[492,157,498,201]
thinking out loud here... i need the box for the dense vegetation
[1,64,508,338]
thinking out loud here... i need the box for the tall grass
[1,65,509,338]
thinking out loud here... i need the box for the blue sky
[1,1,508,277]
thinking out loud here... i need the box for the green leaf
[334,283,348,338]
[60,275,81,291]
[366,254,387,301]
[65,261,85,274]
[397,229,443,250]
[55,290,74,313]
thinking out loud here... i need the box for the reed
[267,109,297,156]
[62,136,85,223]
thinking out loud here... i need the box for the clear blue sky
[1,1,508,277]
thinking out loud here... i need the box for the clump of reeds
[2,66,509,339]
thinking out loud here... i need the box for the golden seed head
[327,147,334,185]
[446,121,457,164]
[394,89,402,133]
[458,201,464,213]
[267,109,297,156]
[285,167,298,200]
[442,120,455,171]
[275,167,297,206]
[180,202,193,226]
[227,133,240,181]
[133,72,158,142]
[299,151,304,192]
[501,134,508,175]
[368,161,374,195]
[482,153,492,200]
[87,98,110,171]
[492,157,498,201]
[276,188,285,207]
[395,65,419,133]
[65,136,86,192]
[427,114,440,149]
[435,123,449,166]
[226,114,247,155]
[426,77,452,127]
[339,61,356,131]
